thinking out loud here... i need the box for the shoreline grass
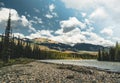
[0,58,34,68]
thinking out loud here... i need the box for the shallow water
[39,59,120,73]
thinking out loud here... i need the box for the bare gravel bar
[0,61,120,83]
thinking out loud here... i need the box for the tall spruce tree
[115,41,119,61]
[2,10,12,62]
[109,47,115,61]
[98,48,101,61]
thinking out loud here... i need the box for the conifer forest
[98,42,120,62]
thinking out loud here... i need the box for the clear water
[39,60,120,73]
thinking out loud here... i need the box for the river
[39,60,120,73]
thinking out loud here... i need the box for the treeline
[0,35,97,62]
[0,35,41,62]
[98,42,120,62]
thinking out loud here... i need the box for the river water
[39,60,120,73]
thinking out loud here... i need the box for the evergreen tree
[2,11,12,63]
[98,48,101,61]
[109,47,115,61]
[115,41,119,61]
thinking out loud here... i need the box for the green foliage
[97,49,101,61]
[0,58,34,68]
[0,35,97,65]
[39,50,97,59]
[98,42,120,62]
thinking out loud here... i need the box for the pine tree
[109,47,115,61]
[98,48,101,61]
[2,10,12,63]
[115,41,119,61]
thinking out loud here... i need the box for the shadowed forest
[98,42,120,62]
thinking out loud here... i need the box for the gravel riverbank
[0,61,120,83]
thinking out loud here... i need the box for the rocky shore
[0,61,120,83]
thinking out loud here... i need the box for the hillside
[31,38,104,52]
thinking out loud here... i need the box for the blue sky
[0,0,120,46]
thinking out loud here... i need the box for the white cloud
[61,0,120,43]
[84,19,92,26]
[89,7,109,20]
[49,4,55,12]
[0,4,116,46]
[13,33,25,38]
[51,16,113,46]
[45,4,57,19]
[53,26,113,46]
[31,16,43,24]
[45,14,53,19]
[26,30,53,39]
[81,12,87,17]
[21,15,29,27]
[55,28,63,35]
[0,8,36,32]
[81,31,113,46]
[112,37,120,42]
[0,8,19,22]
[61,0,120,12]
[28,25,36,32]
[60,17,86,33]
[61,0,96,10]
[86,27,94,32]
[101,28,113,36]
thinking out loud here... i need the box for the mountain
[73,43,103,51]
[31,38,104,52]
[32,38,58,44]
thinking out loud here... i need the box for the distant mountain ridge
[31,38,103,52]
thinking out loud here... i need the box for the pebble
[0,61,119,83]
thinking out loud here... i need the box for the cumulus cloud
[49,4,55,12]
[53,26,113,46]
[49,16,113,46]
[0,8,36,33]
[61,0,96,10]
[52,28,84,45]
[45,4,57,19]
[34,17,42,24]
[112,37,120,42]
[60,17,86,33]
[30,16,43,24]
[22,13,113,46]
[61,0,120,12]
[89,8,109,20]
[0,3,115,46]
[81,31,113,46]
[45,14,53,19]
[101,28,113,36]
[20,16,29,27]
[26,30,53,39]
[0,8,18,21]
[61,0,120,43]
